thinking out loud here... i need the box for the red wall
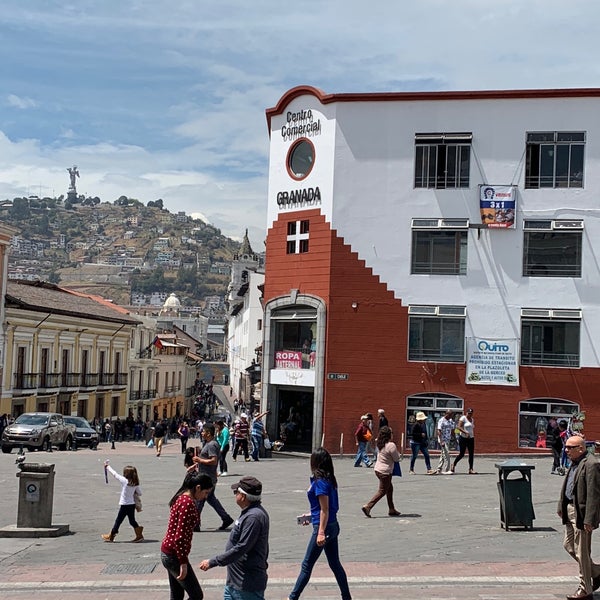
[264,210,599,453]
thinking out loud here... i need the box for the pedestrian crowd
[94,391,600,600]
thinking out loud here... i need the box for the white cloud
[1,0,600,245]
[6,94,37,109]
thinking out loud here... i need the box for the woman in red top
[161,472,213,600]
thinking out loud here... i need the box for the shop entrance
[276,388,314,452]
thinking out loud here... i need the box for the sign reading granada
[275,350,302,369]
[276,187,321,208]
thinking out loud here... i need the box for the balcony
[115,372,128,386]
[81,373,99,387]
[11,371,129,392]
[38,373,61,389]
[129,389,158,402]
[61,372,81,387]
[98,372,113,386]
[13,373,38,390]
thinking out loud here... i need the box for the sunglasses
[565,445,583,450]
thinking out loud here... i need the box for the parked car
[64,416,99,449]
[1,412,75,453]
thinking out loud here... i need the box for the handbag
[392,461,402,477]
[134,491,143,512]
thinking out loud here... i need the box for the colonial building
[2,280,139,420]
[261,85,600,453]
[227,230,264,407]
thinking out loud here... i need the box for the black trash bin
[495,459,535,531]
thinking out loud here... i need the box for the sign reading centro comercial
[465,337,519,386]
[280,109,322,142]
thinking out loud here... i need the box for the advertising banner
[479,185,516,229]
[466,337,519,386]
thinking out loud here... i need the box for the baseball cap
[231,476,262,497]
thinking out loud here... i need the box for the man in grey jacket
[557,435,600,600]
[200,476,269,599]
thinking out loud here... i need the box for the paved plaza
[0,427,597,600]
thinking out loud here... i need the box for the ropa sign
[275,350,302,369]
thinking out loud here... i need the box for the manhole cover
[102,562,157,575]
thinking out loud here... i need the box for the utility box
[17,463,56,528]
[495,460,535,531]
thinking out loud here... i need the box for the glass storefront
[518,398,579,448]
[271,306,317,370]
[405,392,464,450]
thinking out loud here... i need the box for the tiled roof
[6,281,140,325]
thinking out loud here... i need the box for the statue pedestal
[66,190,77,202]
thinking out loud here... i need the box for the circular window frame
[286,138,316,181]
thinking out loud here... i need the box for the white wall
[267,91,600,367]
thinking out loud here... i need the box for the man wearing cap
[200,476,270,599]
[409,411,433,474]
[232,413,251,462]
[557,435,600,600]
[354,415,374,468]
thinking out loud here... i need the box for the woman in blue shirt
[288,447,351,600]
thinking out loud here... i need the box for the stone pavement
[0,417,597,599]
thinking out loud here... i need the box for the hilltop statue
[67,165,80,192]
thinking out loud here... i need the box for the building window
[286,220,310,254]
[525,131,585,188]
[518,398,579,448]
[271,306,317,370]
[523,220,583,277]
[520,308,581,367]
[411,218,468,275]
[287,138,315,180]
[414,132,472,189]
[408,305,466,363]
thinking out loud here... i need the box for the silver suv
[1,412,75,453]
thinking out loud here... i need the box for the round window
[287,139,315,180]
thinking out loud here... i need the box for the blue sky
[1,1,599,243]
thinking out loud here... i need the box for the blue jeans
[409,441,431,471]
[288,521,351,600]
[224,585,264,600]
[251,435,262,461]
[161,551,203,600]
[353,441,372,467]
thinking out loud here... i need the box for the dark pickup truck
[1,412,76,453]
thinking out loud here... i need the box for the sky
[1,1,600,245]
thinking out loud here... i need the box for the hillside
[1,196,240,310]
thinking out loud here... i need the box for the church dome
[163,293,181,309]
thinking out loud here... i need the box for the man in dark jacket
[557,435,600,600]
[200,476,269,599]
